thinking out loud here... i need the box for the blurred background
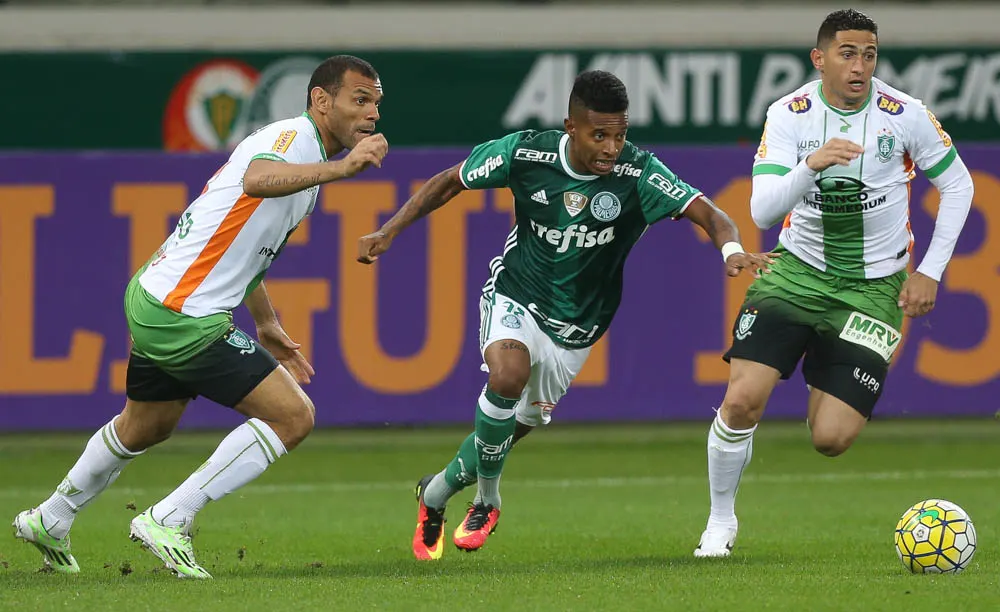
[1,0,998,433]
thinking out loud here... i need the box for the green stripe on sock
[200,441,257,491]
[101,425,130,460]
[713,419,752,444]
[484,388,519,411]
[247,420,279,463]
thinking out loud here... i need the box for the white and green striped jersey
[753,77,960,279]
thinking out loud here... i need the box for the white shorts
[478,292,591,427]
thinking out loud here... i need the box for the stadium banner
[0,145,998,431]
[1,47,999,150]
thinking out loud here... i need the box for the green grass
[2,420,999,611]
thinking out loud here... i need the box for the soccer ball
[894,499,977,574]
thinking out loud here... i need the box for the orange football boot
[413,475,446,560]
[453,503,500,552]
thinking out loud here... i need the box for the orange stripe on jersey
[906,183,914,253]
[903,151,916,181]
[782,213,792,229]
[163,193,264,312]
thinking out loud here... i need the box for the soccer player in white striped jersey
[694,9,975,558]
[12,55,388,578]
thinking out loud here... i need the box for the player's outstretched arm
[356,162,465,264]
[243,134,388,199]
[244,281,315,384]
[683,196,776,278]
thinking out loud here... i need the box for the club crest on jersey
[877,92,905,115]
[501,314,522,329]
[787,94,812,114]
[877,129,895,163]
[735,308,758,341]
[563,192,588,217]
[590,192,622,222]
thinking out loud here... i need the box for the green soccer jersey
[459,129,703,348]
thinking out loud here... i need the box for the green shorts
[723,246,906,417]
[123,274,277,407]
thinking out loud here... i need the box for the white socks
[39,417,144,539]
[151,418,286,527]
[706,412,756,527]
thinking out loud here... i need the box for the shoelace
[464,503,495,531]
[422,507,446,546]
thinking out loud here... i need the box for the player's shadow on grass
[233,552,795,580]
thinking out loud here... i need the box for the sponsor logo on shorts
[532,401,557,416]
[225,328,257,355]
[853,367,881,394]
[735,307,758,341]
[501,314,522,329]
[839,312,901,362]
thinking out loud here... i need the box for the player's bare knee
[116,401,184,451]
[268,395,315,451]
[719,391,764,430]
[487,366,529,399]
[811,430,851,457]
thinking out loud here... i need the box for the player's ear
[810,48,824,72]
[310,86,330,112]
[564,117,574,137]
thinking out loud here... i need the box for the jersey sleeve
[458,131,527,190]
[752,104,799,177]
[246,123,314,165]
[636,154,703,224]
[908,104,960,180]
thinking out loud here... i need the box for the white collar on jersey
[559,134,599,181]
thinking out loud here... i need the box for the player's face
[565,109,628,175]
[329,70,383,149]
[814,30,878,108]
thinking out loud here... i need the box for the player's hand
[357,230,393,264]
[256,322,315,385]
[898,272,938,318]
[338,134,389,178]
[805,138,864,172]
[726,251,779,278]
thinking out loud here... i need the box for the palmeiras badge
[735,308,758,341]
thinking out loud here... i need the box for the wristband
[721,241,745,262]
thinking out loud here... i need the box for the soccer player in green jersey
[357,70,773,560]
[694,9,975,557]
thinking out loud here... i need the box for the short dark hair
[817,9,878,48]
[568,70,629,115]
[306,55,379,108]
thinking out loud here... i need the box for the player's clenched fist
[340,134,389,177]
[806,138,864,172]
[357,230,393,264]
